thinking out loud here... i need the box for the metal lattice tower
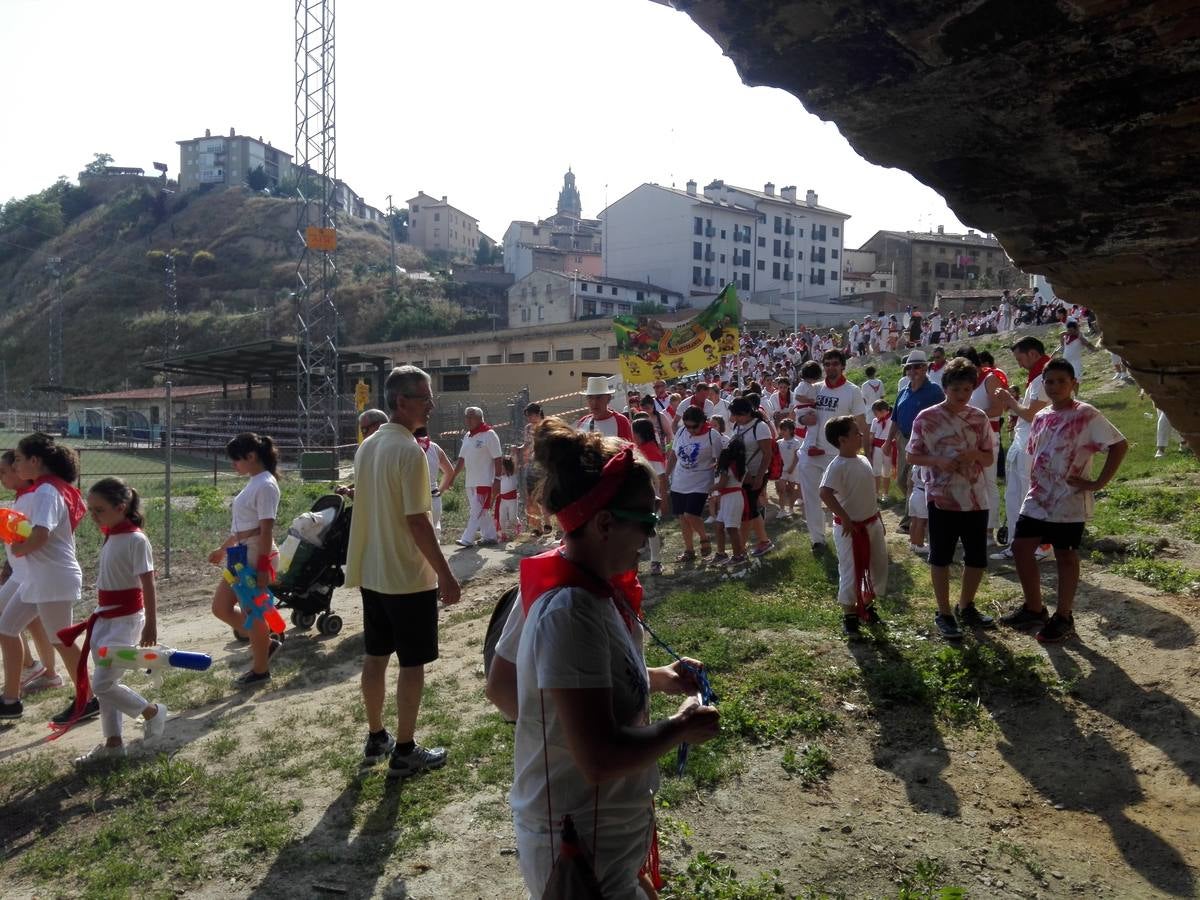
[45,257,64,390]
[294,0,339,448]
[163,252,180,363]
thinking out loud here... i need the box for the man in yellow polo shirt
[346,365,461,778]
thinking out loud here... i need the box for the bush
[192,250,217,275]
[146,250,167,270]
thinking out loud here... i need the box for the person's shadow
[980,636,1194,896]
[247,772,406,899]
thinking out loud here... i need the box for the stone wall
[669,0,1200,446]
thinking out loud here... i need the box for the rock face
[669,0,1200,445]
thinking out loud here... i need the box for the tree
[474,236,493,266]
[389,206,408,242]
[83,152,114,175]
[246,165,269,192]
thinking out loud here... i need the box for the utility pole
[163,252,179,363]
[386,193,397,292]
[46,258,64,392]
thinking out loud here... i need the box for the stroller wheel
[318,614,343,636]
[294,612,317,630]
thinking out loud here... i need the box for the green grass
[781,742,833,785]
[1111,557,1200,594]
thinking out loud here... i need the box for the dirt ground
[2,512,1198,899]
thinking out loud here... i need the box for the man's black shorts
[1013,515,1084,551]
[361,588,439,665]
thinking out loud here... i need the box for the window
[719,278,725,287]
[556,349,574,361]
[660,293,668,303]
[693,241,702,260]
[442,373,469,392]
[581,283,588,291]
[720,229,726,240]
[937,282,946,290]
[532,351,549,362]
[935,262,949,278]
[693,266,702,285]
[757,236,766,248]
[757,260,765,271]
[583,300,596,316]
[447,357,461,366]
[486,354,502,364]
[602,302,613,314]
[428,358,442,367]
[773,239,782,257]
[607,345,619,359]
[636,291,644,302]
[831,249,839,259]
[719,254,725,264]
[772,262,781,279]
[466,356,480,365]
[434,212,440,221]
[508,352,525,363]
[830,271,838,281]
[797,227,804,238]
[939,247,947,255]
[783,266,791,282]
[741,273,750,290]
[773,216,782,234]
[694,216,703,235]
[537,306,545,321]
[784,242,791,257]
[617,304,630,314]
[582,347,601,360]
[832,226,840,237]
[812,224,827,241]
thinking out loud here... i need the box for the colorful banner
[613,285,740,384]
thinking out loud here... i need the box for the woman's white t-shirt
[21,484,82,604]
[96,531,155,610]
[230,471,281,534]
[670,427,721,495]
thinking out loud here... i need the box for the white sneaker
[1035,546,1052,561]
[74,743,127,767]
[704,516,716,525]
[144,703,169,741]
[19,662,46,691]
[1154,448,1166,459]
[990,547,1014,561]
[910,544,929,557]
[26,673,63,693]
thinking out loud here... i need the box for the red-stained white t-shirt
[1022,401,1123,523]
[906,403,995,511]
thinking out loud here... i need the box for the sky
[3,0,968,249]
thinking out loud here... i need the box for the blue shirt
[894,380,945,438]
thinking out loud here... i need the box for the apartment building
[857,227,1016,305]
[601,180,850,305]
[406,191,482,259]
[507,270,682,327]
[176,128,293,192]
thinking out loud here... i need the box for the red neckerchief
[467,423,492,437]
[415,435,431,451]
[1064,332,1079,345]
[637,440,666,464]
[589,411,616,421]
[825,376,847,389]
[1027,354,1051,388]
[976,367,993,388]
[777,388,791,407]
[100,520,141,542]
[519,549,644,626]
[14,483,35,498]
[929,360,946,372]
[33,475,86,532]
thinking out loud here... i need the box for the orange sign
[305,226,337,252]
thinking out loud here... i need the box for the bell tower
[557,167,582,219]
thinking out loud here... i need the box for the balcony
[704,250,715,262]
[704,275,715,286]
[705,225,716,237]
[732,231,741,242]
[784,224,794,235]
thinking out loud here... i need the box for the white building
[601,179,850,309]
[840,249,896,296]
[508,270,682,328]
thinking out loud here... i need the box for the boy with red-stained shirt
[905,357,996,642]
[1000,359,1127,643]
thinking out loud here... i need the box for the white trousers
[983,455,1000,530]
[461,488,498,543]
[431,495,442,535]
[833,518,888,611]
[799,455,833,544]
[499,498,520,535]
[1005,444,1031,534]
[90,613,150,739]
[1157,409,1179,448]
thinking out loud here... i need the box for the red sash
[52,587,145,737]
[833,512,881,620]
[493,489,519,533]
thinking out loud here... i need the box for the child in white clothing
[69,478,167,763]
[819,415,888,636]
[496,456,521,541]
[712,445,747,565]
[868,400,896,502]
[775,419,802,518]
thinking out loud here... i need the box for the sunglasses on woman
[609,507,660,536]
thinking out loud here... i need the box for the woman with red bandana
[501,419,719,898]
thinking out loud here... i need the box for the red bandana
[33,475,86,532]
[100,520,141,541]
[416,435,431,451]
[519,548,644,622]
[555,446,634,534]
[467,423,492,437]
[825,376,847,389]
[1027,354,1051,389]
[14,483,35,498]
[929,360,946,372]
[637,440,666,464]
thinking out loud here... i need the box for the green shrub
[192,250,217,275]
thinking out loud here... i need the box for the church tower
[557,168,582,219]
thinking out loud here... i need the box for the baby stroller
[271,494,353,636]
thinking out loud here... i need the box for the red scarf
[14,483,35,498]
[777,389,791,407]
[33,475,86,532]
[976,366,992,388]
[1026,354,1051,389]
[519,548,643,623]
[1064,332,1079,345]
[825,376,846,389]
[467,423,492,437]
[416,435,431,452]
[637,440,666,464]
[929,360,946,372]
[100,520,140,540]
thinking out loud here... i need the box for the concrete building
[601,180,850,309]
[856,227,1019,307]
[407,191,482,259]
[508,270,682,328]
[503,170,604,280]
[66,383,253,440]
[840,249,896,296]
[176,128,292,192]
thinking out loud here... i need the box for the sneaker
[910,543,929,558]
[1154,448,1166,459]
[24,672,63,694]
[999,604,1050,630]
[864,605,884,626]
[233,670,271,688]
[934,613,963,642]
[956,604,996,629]
[1035,545,1052,561]
[363,729,396,765]
[454,539,474,549]
[750,541,775,558]
[811,542,826,556]
[842,614,861,636]
[996,525,1009,546]
[649,562,663,576]
[727,554,749,567]
[144,703,169,741]
[1036,612,1076,644]
[704,516,717,525]
[478,538,499,547]
[52,696,100,725]
[387,742,448,779]
[19,662,46,691]
[74,743,126,767]
[990,546,1015,561]
[708,551,729,565]
[0,698,22,720]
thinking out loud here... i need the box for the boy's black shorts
[1013,515,1084,551]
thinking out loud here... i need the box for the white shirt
[675,396,715,421]
[860,378,885,408]
[5,490,37,584]
[1013,371,1049,449]
[669,426,721,495]
[801,380,866,456]
[1062,334,1085,374]
[778,436,802,479]
[820,455,879,522]
[458,428,503,488]
[731,419,773,478]
[1022,401,1123,523]
[423,441,443,490]
[21,483,83,604]
[96,531,155,606]
[231,471,281,534]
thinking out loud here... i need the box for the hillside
[0,177,484,397]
